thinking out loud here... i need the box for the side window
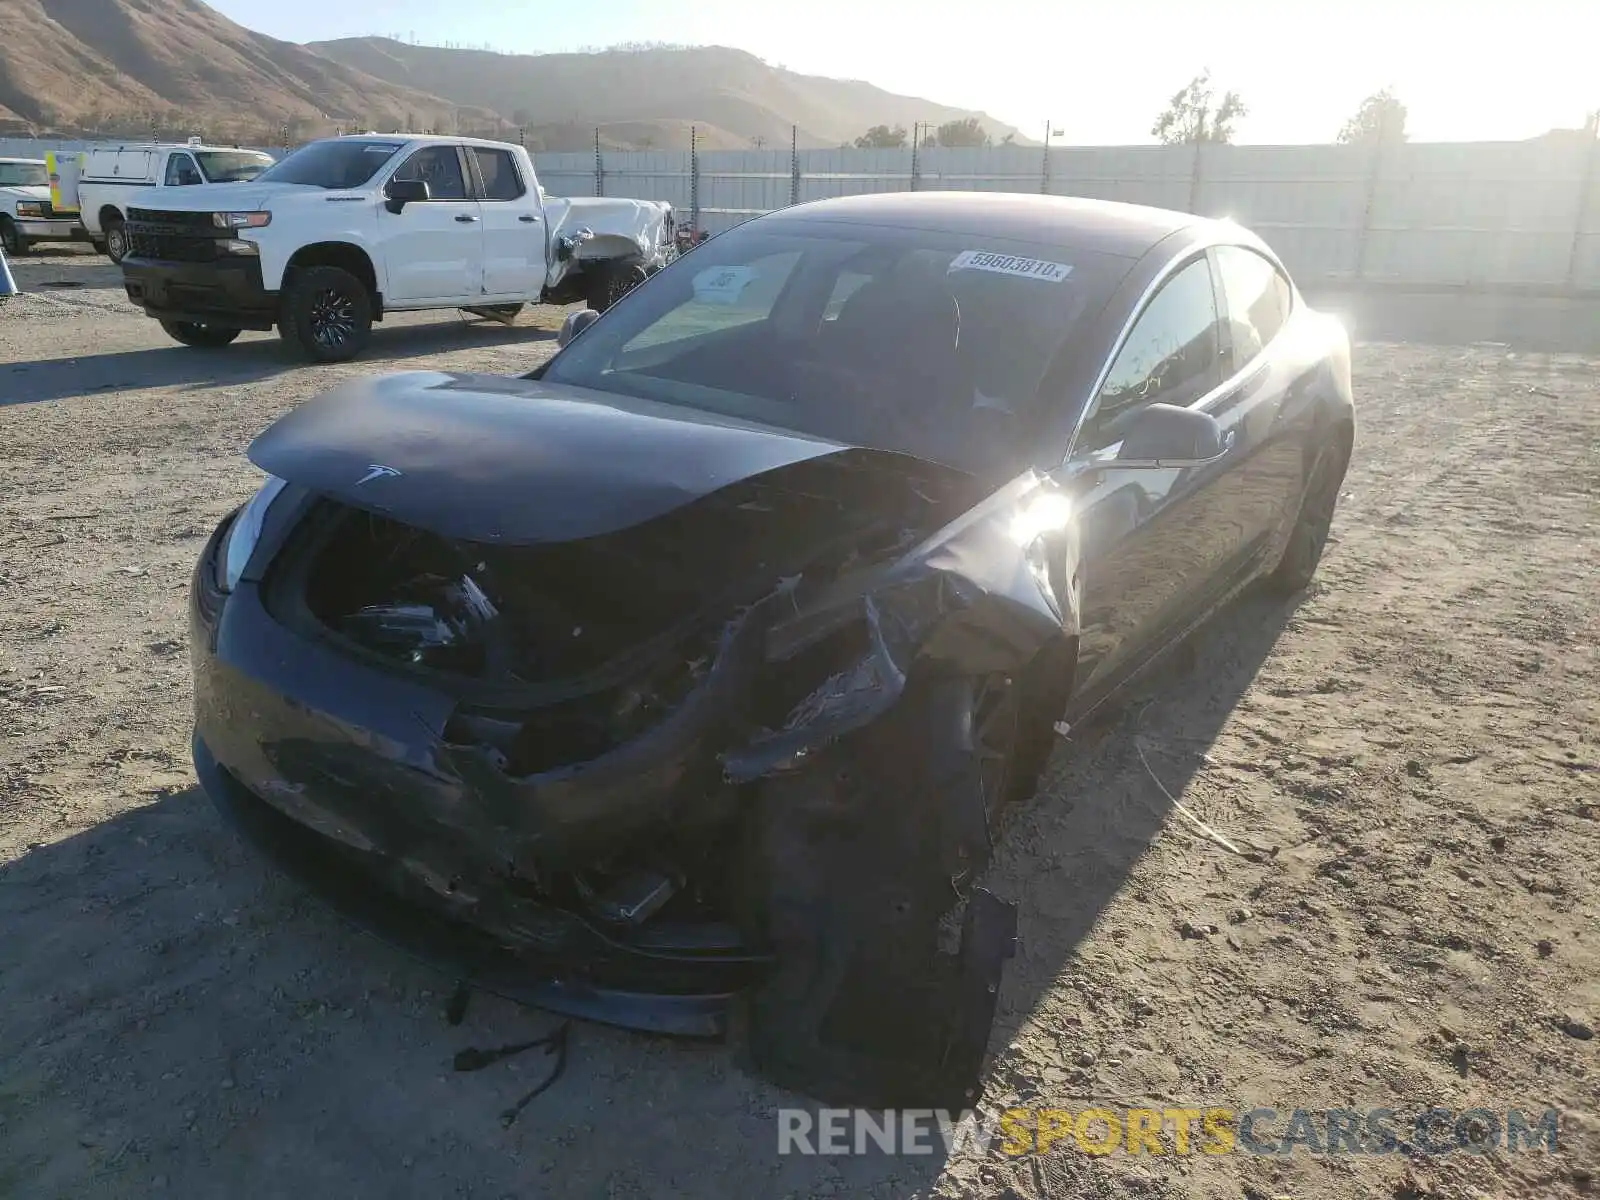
[391,146,468,201]
[472,148,526,201]
[1215,245,1293,369]
[165,153,202,186]
[1081,257,1224,450]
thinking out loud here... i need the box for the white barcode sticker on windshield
[949,251,1072,282]
[693,265,757,305]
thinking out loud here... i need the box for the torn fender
[725,469,1080,782]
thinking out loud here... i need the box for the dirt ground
[1,247,1595,1200]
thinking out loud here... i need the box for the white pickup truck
[0,157,87,254]
[118,134,676,361]
[61,142,276,263]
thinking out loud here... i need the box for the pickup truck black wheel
[0,217,28,255]
[585,262,648,312]
[279,265,373,363]
[159,320,242,348]
[103,218,128,264]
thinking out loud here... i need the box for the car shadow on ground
[0,321,558,407]
[0,589,1299,1195]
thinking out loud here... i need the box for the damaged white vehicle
[117,135,676,361]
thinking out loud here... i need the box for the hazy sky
[210,0,1595,143]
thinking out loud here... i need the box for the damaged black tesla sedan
[190,192,1354,1108]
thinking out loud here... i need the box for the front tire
[0,218,28,256]
[278,265,373,363]
[1267,436,1351,595]
[103,218,128,264]
[159,320,241,348]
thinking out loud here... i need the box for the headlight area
[215,476,289,593]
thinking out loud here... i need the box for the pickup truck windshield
[0,162,48,187]
[542,221,1122,477]
[196,151,274,183]
[254,139,406,190]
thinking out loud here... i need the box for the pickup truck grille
[125,229,217,262]
[128,207,215,230]
[124,211,222,262]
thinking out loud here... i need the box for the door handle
[519,214,540,223]
[455,214,479,223]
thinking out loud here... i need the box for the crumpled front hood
[1,184,51,203]
[248,371,873,544]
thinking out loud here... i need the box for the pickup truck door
[380,144,484,303]
[467,146,546,298]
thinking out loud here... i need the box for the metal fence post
[1187,140,1204,213]
[1040,121,1051,194]
[909,124,920,193]
[1354,137,1386,280]
[690,125,700,233]
[280,123,289,157]
[1565,124,1599,289]
[594,128,604,196]
[790,125,800,207]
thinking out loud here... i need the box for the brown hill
[307,39,1031,151]
[0,0,483,139]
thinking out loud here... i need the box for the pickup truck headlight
[215,476,288,593]
[212,211,271,229]
[15,202,46,218]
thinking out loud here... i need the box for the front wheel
[278,265,373,363]
[159,320,242,348]
[0,218,28,256]
[103,219,128,264]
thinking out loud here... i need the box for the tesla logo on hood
[356,464,403,486]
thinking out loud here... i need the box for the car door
[381,144,484,303]
[1063,253,1232,707]
[469,146,545,298]
[1207,244,1311,575]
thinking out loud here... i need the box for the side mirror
[557,308,600,348]
[385,179,429,214]
[1114,403,1230,468]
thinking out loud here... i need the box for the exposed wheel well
[99,205,124,227]
[286,243,381,316]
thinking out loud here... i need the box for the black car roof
[761,191,1205,259]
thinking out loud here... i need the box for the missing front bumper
[194,732,768,1037]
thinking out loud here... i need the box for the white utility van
[61,140,275,262]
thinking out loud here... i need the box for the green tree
[1151,71,1247,144]
[1337,89,1408,145]
[854,124,908,149]
[934,117,990,148]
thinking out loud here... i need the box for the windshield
[254,139,406,190]
[0,161,48,187]
[196,150,274,183]
[542,221,1118,476]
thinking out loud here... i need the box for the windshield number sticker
[693,265,757,306]
[949,250,1073,282]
